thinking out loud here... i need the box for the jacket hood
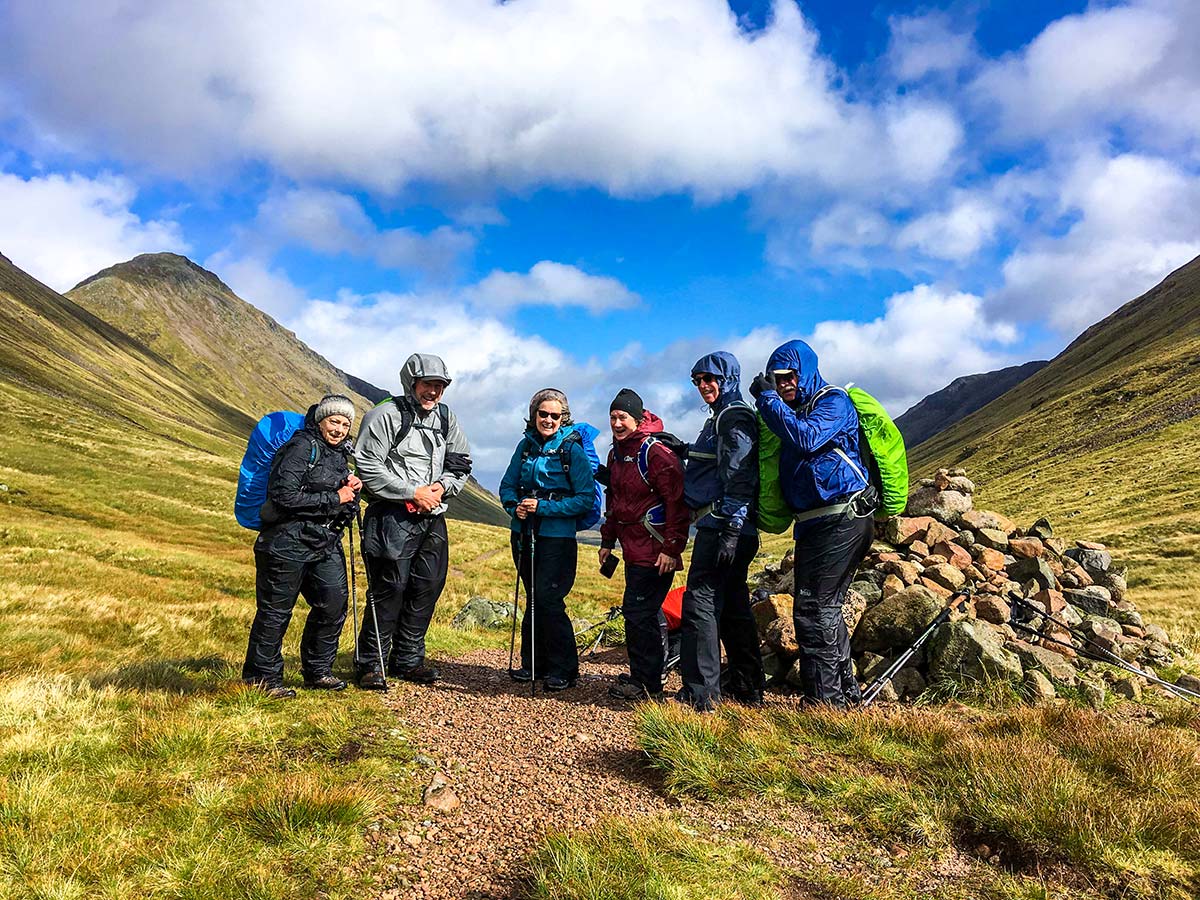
[691,351,742,409]
[399,353,452,398]
[766,339,827,408]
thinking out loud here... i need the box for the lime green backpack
[756,384,909,532]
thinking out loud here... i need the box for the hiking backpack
[756,384,909,532]
[519,423,604,531]
[235,411,319,529]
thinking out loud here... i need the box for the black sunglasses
[691,373,719,386]
[536,409,562,420]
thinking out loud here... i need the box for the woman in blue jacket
[751,340,878,708]
[499,388,596,692]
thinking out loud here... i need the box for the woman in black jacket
[242,395,361,698]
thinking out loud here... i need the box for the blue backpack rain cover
[573,422,604,531]
[235,410,306,529]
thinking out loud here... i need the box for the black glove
[716,529,739,566]
[749,372,775,400]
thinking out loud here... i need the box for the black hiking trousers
[243,543,348,685]
[622,564,674,695]
[356,512,449,675]
[678,529,764,710]
[792,508,875,708]
[511,532,579,681]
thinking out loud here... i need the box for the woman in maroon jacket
[598,389,690,701]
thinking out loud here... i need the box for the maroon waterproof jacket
[599,411,689,567]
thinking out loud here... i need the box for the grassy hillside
[911,254,1200,636]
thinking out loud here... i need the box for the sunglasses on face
[691,373,719,386]
[537,409,562,421]
[774,371,799,384]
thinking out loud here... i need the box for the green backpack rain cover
[756,384,909,532]
[846,386,908,518]
[757,418,792,534]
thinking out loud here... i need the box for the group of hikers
[241,339,879,711]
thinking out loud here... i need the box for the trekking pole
[861,588,972,707]
[354,507,388,692]
[349,517,360,662]
[508,521,524,673]
[529,522,537,698]
[1006,593,1200,704]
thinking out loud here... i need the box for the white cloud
[0,170,185,291]
[465,261,639,312]
[215,254,1018,487]
[992,153,1200,332]
[2,0,962,198]
[808,203,892,254]
[973,0,1200,148]
[254,188,474,275]
[897,192,1001,261]
[887,13,976,83]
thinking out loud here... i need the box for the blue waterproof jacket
[755,340,868,522]
[684,351,758,535]
[498,423,596,538]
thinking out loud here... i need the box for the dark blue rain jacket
[684,351,758,535]
[498,423,596,539]
[755,340,868,521]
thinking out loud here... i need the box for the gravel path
[371,646,679,899]
[363,647,982,900]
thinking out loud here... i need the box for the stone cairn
[751,468,1198,706]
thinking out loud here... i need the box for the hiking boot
[509,667,534,682]
[608,680,663,702]
[303,674,348,691]
[544,675,576,693]
[358,671,388,692]
[398,664,440,685]
[262,684,296,700]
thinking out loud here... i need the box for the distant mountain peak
[72,252,232,294]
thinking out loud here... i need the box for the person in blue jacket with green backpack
[499,388,597,692]
[751,339,880,709]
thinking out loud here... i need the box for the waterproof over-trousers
[792,509,874,707]
[356,514,449,675]
[679,529,764,710]
[622,564,673,694]
[511,532,579,681]
[243,544,348,684]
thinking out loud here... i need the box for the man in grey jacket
[353,353,472,689]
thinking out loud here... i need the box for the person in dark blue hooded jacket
[750,340,878,708]
[678,351,766,710]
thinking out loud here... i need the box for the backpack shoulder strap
[391,396,415,446]
[635,435,660,486]
[438,403,450,441]
[713,399,755,433]
[558,429,583,477]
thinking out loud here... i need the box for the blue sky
[1,1,1198,488]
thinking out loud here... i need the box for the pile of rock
[752,468,1196,706]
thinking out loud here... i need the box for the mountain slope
[911,254,1200,633]
[69,253,382,421]
[895,360,1049,448]
[1,251,504,526]
[66,252,505,526]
